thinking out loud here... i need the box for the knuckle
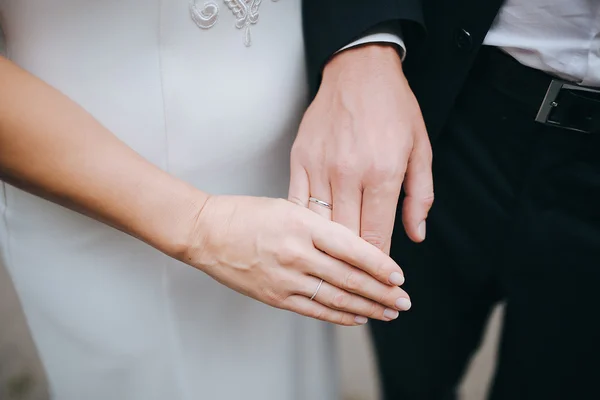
[262,287,285,306]
[378,288,393,306]
[310,308,327,322]
[343,271,363,292]
[275,238,304,267]
[336,313,348,326]
[330,158,358,181]
[288,195,306,208]
[366,160,398,182]
[373,264,385,281]
[286,206,310,231]
[422,144,433,163]
[290,139,310,159]
[331,292,351,309]
[361,230,387,250]
[271,270,296,292]
[421,192,435,208]
[367,301,381,318]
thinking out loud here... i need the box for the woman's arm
[0,56,413,326]
[0,56,207,258]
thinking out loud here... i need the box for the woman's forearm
[0,56,208,258]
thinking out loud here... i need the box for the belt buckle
[535,79,600,133]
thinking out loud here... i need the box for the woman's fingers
[282,295,367,326]
[298,276,400,321]
[310,215,406,286]
[194,196,410,326]
[305,250,411,312]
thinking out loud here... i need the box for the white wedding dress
[0,1,337,399]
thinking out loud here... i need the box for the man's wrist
[324,43,403,81]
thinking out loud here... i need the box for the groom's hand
[289,44,434,254]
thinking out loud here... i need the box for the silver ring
[309,197,332,210]
[310,279,324,301]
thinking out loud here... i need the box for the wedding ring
[310,279,324,301]
[309,197,332,210]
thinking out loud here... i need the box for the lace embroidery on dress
[189,0,279,47]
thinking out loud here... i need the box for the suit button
[454,28,473,51]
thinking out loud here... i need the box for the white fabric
[360,1,600,86]
[0,1,336,399]
[341,22,406,60]
[484,0,600,86]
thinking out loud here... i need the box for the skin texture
[290,44,434,254]
[0,56,411,326]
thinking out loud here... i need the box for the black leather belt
[477,47,600,134]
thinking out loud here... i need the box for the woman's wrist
[133,171,210,262]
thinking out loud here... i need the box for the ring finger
[306,251,411,312]
[300,276,399,322]
[307,173,333,219]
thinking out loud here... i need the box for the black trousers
[370,49,600,400]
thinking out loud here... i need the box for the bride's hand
[186,195,411,326]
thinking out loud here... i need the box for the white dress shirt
[341,22,406,60]
[349,0,600,87]
[484,0,600,86]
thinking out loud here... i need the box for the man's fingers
[307,172,333,219]
[360,182,402,254]
[289,159,333,219]
[331,179,362,235]
[288,159,310,207]
[402,134,434,243]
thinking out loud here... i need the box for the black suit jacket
[303,0,505,139]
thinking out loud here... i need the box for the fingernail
[389,272,405,286]
[383,308,399,320]
[418,220,427,240]
[355,316,368,325]
[395,298,412,311]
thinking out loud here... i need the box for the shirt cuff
[337,25,406,61]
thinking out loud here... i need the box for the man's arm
[302,0,423,93]
[290,0,432,253]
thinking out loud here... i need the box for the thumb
[402,133,434,243]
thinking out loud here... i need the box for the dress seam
[156,1,188,399]
[0,182,14,273]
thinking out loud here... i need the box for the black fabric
[370,51,600,400]
[302,0,424,95]
[547,89,600,134]
[474,47,555,113]
[302,3,600,398]
[479,47,600,134]
[303,0,504,140]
